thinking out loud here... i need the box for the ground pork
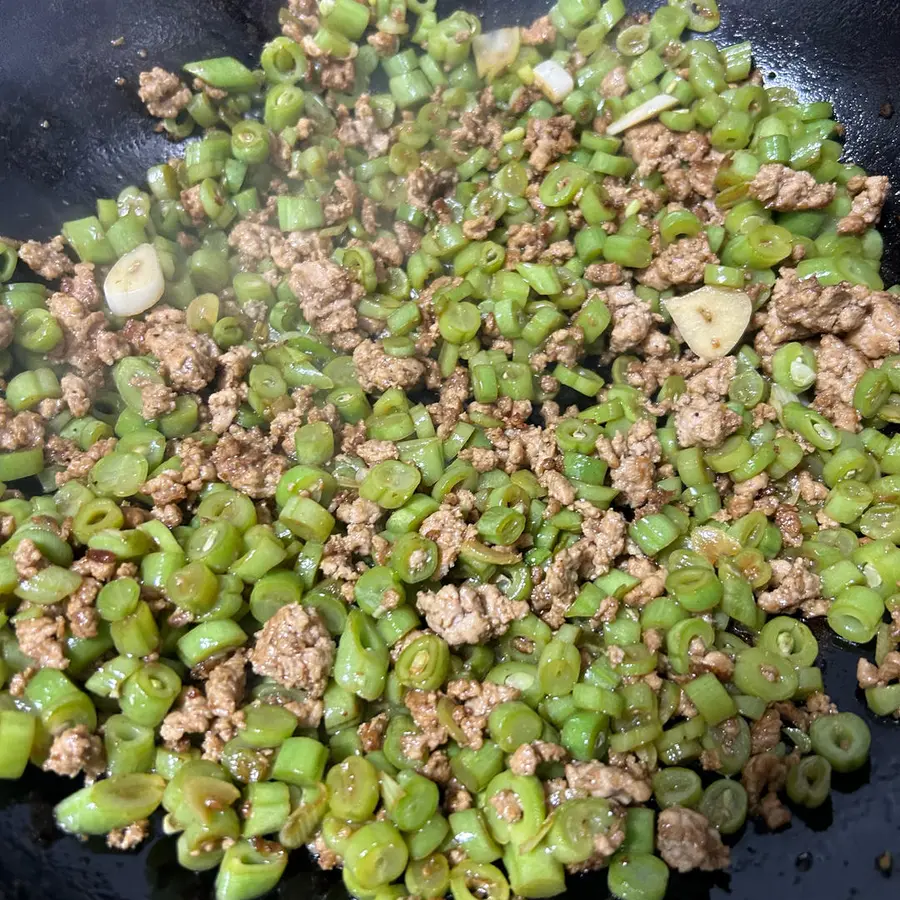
[600,418,662,508]
[638,234,716,291]
[211,426,288,499]
[845,292,900,360]
[508,741,568,776]
[444,679,520,750]
[726,472,770,519]
[748,163,837,211]
[358,712,389,752]
[130,308,218,392]
[428,367,470,438]
[335,94,391,158]
[521,15,556,44]
[584,262,626,285]
[319,56,355,91]
[757,557,823,615]
[623,124,723,200]
[203,650,247,717]
[529,327,584,372]
[564,760,651,805]
[857,651,900,689]
[106,820,150,851]
[159,686,212,747]
[249,604,334,697]
[59,373,92,418]
[838,174,890,234]
[603,285,666,355]
[813,334,869,432]
[490,789,523,822]
[759,269,873,345]
[0,402,44,451]
[15,614,68,669]
[741,752,792,830]
[673,395,742,449]
[451,88,503,154]
[419,505,477,578]
[42,725,105,781]
[415,583,528,646]
[0,307,13,350]
[657,807,730,872]
[600,66,629,98]
[352,340,425,392]
[65,576,100,640]
[405,165,457,212]
[18,235,73,280]
[505,221,553,265]
[523,115,577,172]
[138,67,191,119]
[287,259,366,342]
[750,708,783,755]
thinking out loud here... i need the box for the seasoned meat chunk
[249,604,334,698]
[657,807,730,872]
[415,583,528,646]
[748,164,836,211]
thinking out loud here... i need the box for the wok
[0,1,898,898]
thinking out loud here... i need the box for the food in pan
[0,0,896,898]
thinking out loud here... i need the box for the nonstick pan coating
[0,1,898,898]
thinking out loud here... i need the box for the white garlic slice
[664,286,753,361]
[104,243,165,317]
[533,60,574,104]
[606,93,679,135]
[473,28,521,79]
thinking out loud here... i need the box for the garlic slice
[663,286,752,361]
[533,60,574,104]
[473,28,521,79]
[606,93,680,135]
[104,243,165,317]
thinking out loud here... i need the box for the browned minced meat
[403,689,450,758]
[131,307,219,392]
[59,373,92,418]
[444,679,520,750]
[405,165,457,212]
[203,650,247,717]
[774,503,803,547]
[0,401,44,451]
[354,440,398,467]
[748,163,837,211]
[520,15,556,44]
[584,262,625,285]
[138,380,177,419]
[319,57,355,92]
[180,185,205,224]
[564,760,651,805]
[336,94,391,158]
[529,326,584,372]
[727,472,770,519]
[657,807,730,873]
[288,259,365,338]
[358,712,390,751]
[46,288,129,386]
[813,334,869,433]
[211,426,288,499]
[857,651,900,689]
[523,115,577,173]
[600,66,629,99]
[138,67,192,119]
[428,366,471,438]
[17,235,73,280]
[106,820,150,851]
[673,394,742,450]
[597,418,662,509]
[0,306,14,350]
[308,831,342,871]
[741,752,793,830]
[43,725,105,781]
[623,124,723,201]
[603,285,666,356]
[451,88,503,154]
[508,741,568,776]
[419,504,477,578]
[756,557,821,615]
[846,293,900,360]
[415,583,528,646]
[159,686,212,747]
[66,576,100,639]
[490,789,523,822]
[838,174,890,234]
[638,234,717,291]
[15,614,68,669]
[505,221,554,264]
[352,339,425,392]
[249,604,334,697]
[268,386,342,455]
[750,708,783,755]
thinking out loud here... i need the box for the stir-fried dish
[0,0,897,898]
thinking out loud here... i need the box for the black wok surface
[0,1,898,898]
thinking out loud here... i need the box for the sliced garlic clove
[663,286,752,361]
[473,28,521,79]
[605,93,680,135]
[104,243,165,317]
[533,59,574,104]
